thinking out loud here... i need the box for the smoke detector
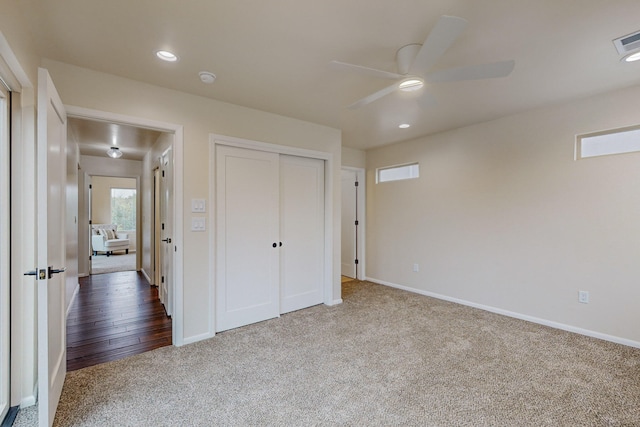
[199,71,216,84]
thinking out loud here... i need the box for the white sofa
[91,224,130,256]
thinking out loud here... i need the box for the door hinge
[89,184,92,189]
[89,219,92,225]
[355,181,359,187]
[355,259,359,265]
[161,276,165,283]
[162,170,165,177]
[355,220,359,226]
[162,223,165,230]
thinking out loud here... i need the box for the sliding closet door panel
[280,155,325,314]
[216,146,280,332]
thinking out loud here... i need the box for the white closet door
[216,146,280,332]
[280,155,325,314]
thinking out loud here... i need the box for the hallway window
[111,188,136,230]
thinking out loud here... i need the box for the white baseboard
[66,283,80,319]
[327,299,343,306]
[20,395,35,408]
[182,331,215,346]
[20,383,37,408]
[140,268,152,284]
[367,276,640,350]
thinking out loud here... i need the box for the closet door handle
[279,242,282,247]
[272,243,277,248]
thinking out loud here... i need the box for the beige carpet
[14,280,640,426]
[90,252,135,275]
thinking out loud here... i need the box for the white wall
[43,59,342,342]
[366,84,640,346]
[342,146,366,169]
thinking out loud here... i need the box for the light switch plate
[191,217,206,231]
[191,199,206,213]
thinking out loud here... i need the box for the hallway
[66,271,172,371]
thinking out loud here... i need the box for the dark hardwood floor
[66,270,172,371]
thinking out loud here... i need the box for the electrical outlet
[413,263,419,272]
[578,290,589,304]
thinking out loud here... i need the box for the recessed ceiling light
[399,123,411,129]
[623,51,640,62]
[398,78,424,92]
[156,50,179,62]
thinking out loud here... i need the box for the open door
[159,147,173,316]
[33,68,67,426]
[87,175,92,275]
[153,168,161,287]
[341,169,357,278]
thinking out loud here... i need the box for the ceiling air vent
[613,30,640,55]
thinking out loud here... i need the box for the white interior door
[0,76,10,424]
[160,148,174,316]
[216,145,280,332]
[88,176,93,274]
[341,169,357,278]
[36,68,67,427]
[154,168,161,287]
[280,155,325,313]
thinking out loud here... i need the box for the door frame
[2,29,39,412]
[209,134,337,335]
[341,167,366,280]
[0,69,11,425]
[66,106,185,346]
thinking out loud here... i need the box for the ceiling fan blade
[426,60,515,82]
[330,60,404,80]
[417,91,437,109]
[409,15,468,76]
[347,82,399,109]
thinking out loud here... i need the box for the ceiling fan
[330,15,515,109]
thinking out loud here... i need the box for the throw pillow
[100,228,116,240]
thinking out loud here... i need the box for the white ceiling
[19,0,640,151]
[68,118,164,161]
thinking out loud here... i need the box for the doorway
[341,167,365,280]
[89,176,138,275]
[67,105,185,348]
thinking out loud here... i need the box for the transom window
[576,125,640,159]
[376,163,419,183]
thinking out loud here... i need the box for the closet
[215,145,325,332]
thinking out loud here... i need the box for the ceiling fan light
[106,146,123,159]
[399,78,424,92]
